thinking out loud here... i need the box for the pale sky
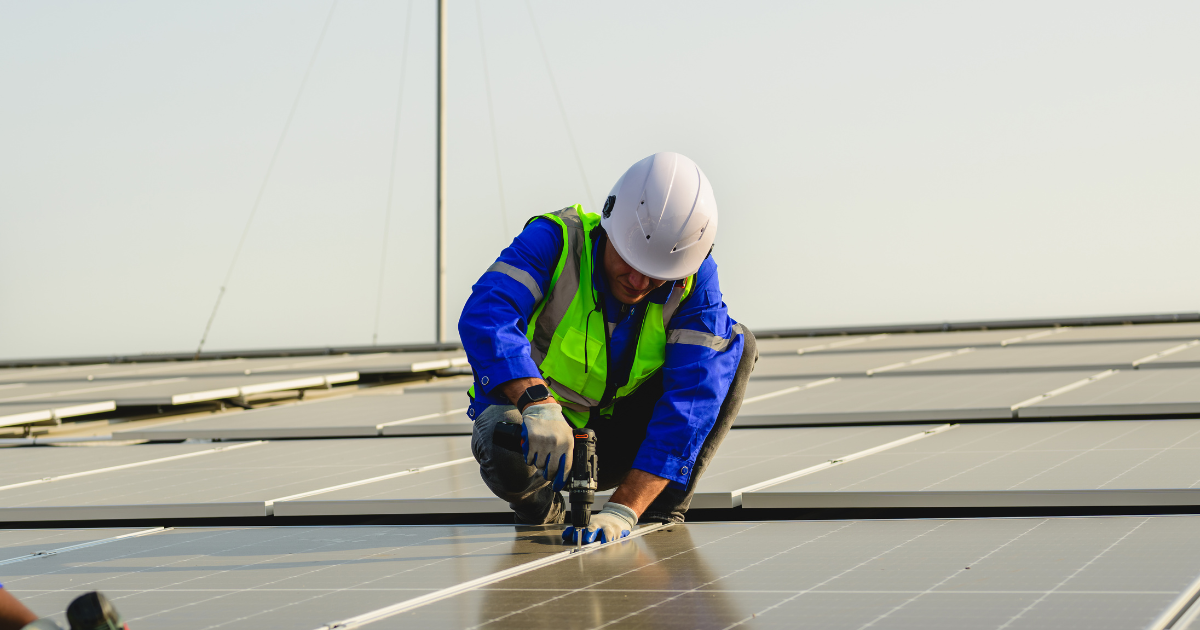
[1,1,1197,360]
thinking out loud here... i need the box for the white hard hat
[599,152,718,281]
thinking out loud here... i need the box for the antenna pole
[435,0,448,343]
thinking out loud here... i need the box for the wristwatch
[517,383,551,411]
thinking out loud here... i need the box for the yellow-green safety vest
[473,205,694,428]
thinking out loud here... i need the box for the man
[459,152,757,544]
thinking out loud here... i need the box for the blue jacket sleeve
[458,219,562,403]
[631,256,743,487]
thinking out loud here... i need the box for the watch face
[526,384,550,401]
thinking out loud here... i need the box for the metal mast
[435,0,448,343]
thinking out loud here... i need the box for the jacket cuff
[632,445,695,487]
[471,355,542,396]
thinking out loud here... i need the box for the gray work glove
[563,501,637,544]
[520,402,573,492]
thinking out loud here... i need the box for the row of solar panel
[4,322,1199,430]
[109,359,1200,442]
[0,350,468,428]
[6,417,1200,521]
[5,517,1200,629]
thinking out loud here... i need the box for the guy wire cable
[475,0,510,241]
[194,0,339,358]
[524,0,594,207]
[372,0,415,346]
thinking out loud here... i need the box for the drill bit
[576,528,582,549]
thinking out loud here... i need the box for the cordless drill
[494,422,598,548]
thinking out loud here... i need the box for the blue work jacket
[458,217,743,487]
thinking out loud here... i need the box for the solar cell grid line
[0,437,472,521]
[743,419,1200,509]
[1019,367,1200,419]
[378,516,1200,630]
[1,525,570,630]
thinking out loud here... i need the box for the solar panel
[273,458,509,516]
[737,371,1100,425]
[114,389,471,441]
[914,340,1196,373]
[0,437,471,521]
[1022,322,1200,344]
[0,352,468,421]
[275,426,942,516]
[7,518,1196,629]
[0,442,226,487]
[1019,368,1200,418]
[365,516,1200,630]
[0,524,566,630]
[744,419,1200,508]
[685,425,938,508]
[755,328,1054,355]
[753,347,977,379]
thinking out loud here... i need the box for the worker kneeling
[460,152,757,544]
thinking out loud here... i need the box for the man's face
[603,241,669,305]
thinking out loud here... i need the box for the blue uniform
[458,217,743,488]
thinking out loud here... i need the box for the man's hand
[520,402,573,491]
[562,502,637,544]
